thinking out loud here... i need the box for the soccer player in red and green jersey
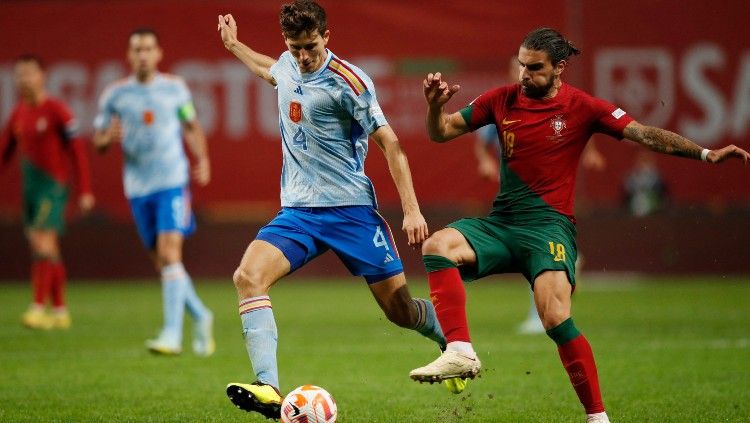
[409,28,749,423]
[0,55,95,330]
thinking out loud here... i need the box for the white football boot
[586,412,611,423]
[410,350,481,382]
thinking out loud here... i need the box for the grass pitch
[0,276,748,422]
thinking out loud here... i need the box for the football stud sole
[226,385,281,420]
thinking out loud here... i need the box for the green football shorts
[22,160,69,233]
[447,213,577,287]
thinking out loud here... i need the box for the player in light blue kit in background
[93,28,215,357]
[474,59,607,334]
[217,1,448,418]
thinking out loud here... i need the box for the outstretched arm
[371,125,429,248]
[424,72,471,142]
[623,121,750,164]
[218,14,277,86]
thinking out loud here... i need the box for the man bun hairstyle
[522,27,580,65]
[280,0,327,39]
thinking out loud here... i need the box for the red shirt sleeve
[461,87,507,130]
[589,96,634,139]
[54,100,92,195]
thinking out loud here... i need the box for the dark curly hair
[280,0,327,39]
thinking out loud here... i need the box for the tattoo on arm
[624,124,703,159]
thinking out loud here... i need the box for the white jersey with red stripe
[269,49,387,208]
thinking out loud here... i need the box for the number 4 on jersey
[293,127,307,150]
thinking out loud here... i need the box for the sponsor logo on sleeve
[611,108,626,119]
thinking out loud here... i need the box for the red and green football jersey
[1,97,92,195]
[460,83,633,223]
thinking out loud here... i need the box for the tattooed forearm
[624,123,703,159]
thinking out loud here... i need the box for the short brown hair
[279,0,327,39]
[15,54,45,70]
[129,27,160,44]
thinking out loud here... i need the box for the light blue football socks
[412,298,447,350]
[239,295,280,389]
[160,263,187,343]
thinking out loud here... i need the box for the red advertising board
[1,0,748,220]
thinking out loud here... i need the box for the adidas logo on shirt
[384,253,394,264]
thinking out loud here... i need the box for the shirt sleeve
[93,85,116,130]
[55,101,92,195]
[268,52,287,84]
[175,79,196,122]
[590,97,634,139]
[338,69,388,135]
[54,101,80,142]
[458,87,504,131]
[0,109,18,166]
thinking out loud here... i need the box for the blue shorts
[128,186,196,249]
[256,206,403,284]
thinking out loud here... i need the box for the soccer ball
[280,385,337,423]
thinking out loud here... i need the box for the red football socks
[427,267,470,343]
[558,334,605,414]
[50,262,67,308]
[31,260,53,306]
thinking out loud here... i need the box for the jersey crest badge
[143,110,155,126]
[289,101,303,123]
[36,117,48,133]
[547,114,567,142]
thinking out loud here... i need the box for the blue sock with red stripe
[239,295,279,390]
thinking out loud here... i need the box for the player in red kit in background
[409,28,749,423]
[0,55,95,330]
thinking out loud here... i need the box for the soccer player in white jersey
[217,1,447,418]
[93,28,215,357]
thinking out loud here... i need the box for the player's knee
[540,309,569,330]
[421,232,450,257]
[232,267,268,294]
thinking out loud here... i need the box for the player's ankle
[446,341,476,357]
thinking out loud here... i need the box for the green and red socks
[547,318,605,414]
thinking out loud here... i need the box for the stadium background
[1,0,749,279]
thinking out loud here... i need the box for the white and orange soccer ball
[280,385,337,423]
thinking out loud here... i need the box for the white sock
[445,341,476,357]
[587,412,609,422]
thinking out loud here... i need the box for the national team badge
[547,114,567,142]
[143,110,155,126]
[36,117,48,133]
[289,101,302,123]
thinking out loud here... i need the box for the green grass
[0,277,749,422]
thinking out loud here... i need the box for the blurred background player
[93,28,214,356]
[473,57,607,335]
[217,0,446,418]
[0,54,94,330]
[409,27,749,423]
[622,150,668,217]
